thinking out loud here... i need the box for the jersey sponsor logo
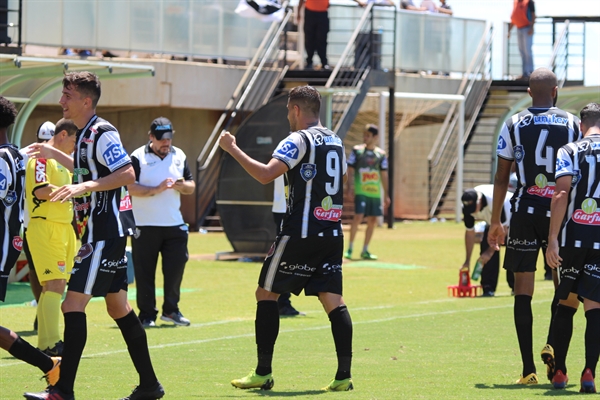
[581,198,598,214]
[73,168,90,175]
[572,209,600,225]
[314,197,343,221]
[526,184,555,198]
[360,170,379,184]
[572,169,581,186]
[12,236,22,251]
[82,137,94,144]
[119,187,132,211]
[508,237,538,246]
[533,114,568,126]
[74,201,90,212]
[556,158,570,171]
[561,266,580,275]
[300,163,316,181]
[276,140,299,159]
[584,263,600,273]
[57,261,66,273]
[102,142,128,168]
[35,159,47,183]
[266,242,276,258]
[497,136,507,150]
[0,172,6,190]
[280,262,316,272]
[322,263,342,273]
[514,145,525,163]
[517,114,533,127]
[74,243,93,263]
[2,190,17,207]
[314,133,342,147]
[101,259,121,268]
[576,141,600,152]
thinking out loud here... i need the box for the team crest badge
[300,163,317,181]
[514,145,525,163]
[2,190,17,207]
[572,169,581,186]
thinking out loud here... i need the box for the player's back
[497,107,580,215]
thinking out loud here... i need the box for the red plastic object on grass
[447,267,481,297]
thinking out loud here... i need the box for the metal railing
[427,22,493,217]
[194,3,292,228]
[548,20,570,88]
[0,0,21,53]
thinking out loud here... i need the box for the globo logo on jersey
[103,142,127,168]
[35,159,47,183]
[514,145,525,163]
[497,137,507,150]
[276,141,299,160]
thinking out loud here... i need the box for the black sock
[584,308,600,377]
[329,305,353,381]
[546,292,560,346]
[56,312,87,395]
[514,295,535,376]
[552,304,577,374]
[115,310,158,389]
[255,300,279,376]
[8,336,53,373]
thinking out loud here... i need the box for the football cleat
[231,370,274,390]
[323,378,354,391]
[552,370,568,389]
[344,249,352,260]
[120,382,165,400]
[580,368,596,393]
[43,357,61,386]
[515,372,538,384]
[23,385,74,400]
[541,344,555,381]
[160,312,190,326]
[360,251,377,260]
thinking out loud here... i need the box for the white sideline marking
[1,300,544,369]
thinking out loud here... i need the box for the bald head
[528,68,558,104]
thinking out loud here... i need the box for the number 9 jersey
[497,107,580,216]
[272,126,346,238]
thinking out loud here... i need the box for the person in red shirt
[508,0,536,80]
[298,0,330,69]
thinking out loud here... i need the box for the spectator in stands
[438,0,453,15]
[400,0,426,11]
[508,0,536,80]
[298,0,330,69]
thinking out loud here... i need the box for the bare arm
[463,229,476,269]
[546,175,570,269]
[380,169,390,208]
[128,179,173,197]
[24,143,74,172]
[171,179,195,195]
[488,158,512,250]
[529,12,536,35]
[50,164,135,202]
[33,184,60,201]
[219,131,288,184]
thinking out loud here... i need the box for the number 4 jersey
[272,126,346,238]
[497,107,581,216]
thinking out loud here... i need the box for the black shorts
[258,235,344,297]
[556,247,600,303]
[503,213,549,273]
[68,237,128,297]
[0,242,22,302]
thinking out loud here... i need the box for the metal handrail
[427,22,493,217]
[548,19,569,88]
[196,3,291,169]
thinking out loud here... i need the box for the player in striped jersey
[220,85,354,392]
[488,67,581,385]
[546,103,600,392]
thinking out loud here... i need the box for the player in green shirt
[345,124,390,260]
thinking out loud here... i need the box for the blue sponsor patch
[276,141,299,160]
[0,172,6,191]
[497,136,507,150]
[514,145,525,163]
[556,158,570,171]
[300,163,317,181]
[102,142,127,167]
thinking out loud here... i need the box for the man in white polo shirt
[129,117,195,327]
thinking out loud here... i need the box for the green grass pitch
[0,221,584,399]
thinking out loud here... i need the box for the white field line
[0,300,544,368]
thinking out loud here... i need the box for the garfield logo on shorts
[74,243,94,263]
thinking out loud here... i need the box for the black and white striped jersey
[497,107,581,216]
[555,134,600,249]
[73,115,135,243]
[272,126,346,238]
[0,144,25,271]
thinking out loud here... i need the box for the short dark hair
[62,71,101,108]
[580,103,600,128]
[0,96,18,129]
[365,124,378,136]
[288,86,321,117]
[55,118,78,137]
